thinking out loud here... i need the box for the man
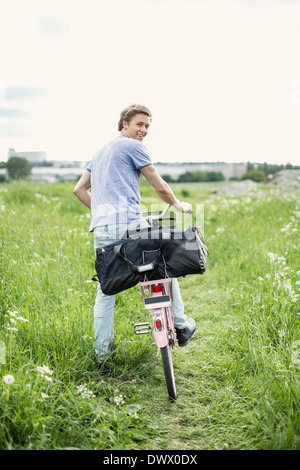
[74,104,196,365]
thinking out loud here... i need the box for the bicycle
[133,204,186,401]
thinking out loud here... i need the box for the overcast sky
[1,0,300,165]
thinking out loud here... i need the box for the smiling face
[121,113,151,142]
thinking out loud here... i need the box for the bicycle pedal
[134,322,150,335]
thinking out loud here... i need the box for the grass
[0,180,299,450]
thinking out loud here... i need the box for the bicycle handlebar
[145,204,192,226]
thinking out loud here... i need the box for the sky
[1,0,300,165]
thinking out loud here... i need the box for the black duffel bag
[92,225,208,295]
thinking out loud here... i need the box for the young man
[74,104,196,365]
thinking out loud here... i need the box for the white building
[8,148,47,166]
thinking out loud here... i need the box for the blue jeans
[93,219,188,360]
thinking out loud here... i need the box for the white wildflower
[268,252,286,265]
[44,375,53,383]
[41,392,50,399]
[36,365,53,382]
[36,365,53,376]
[114,394,125,407]
[280,279,299,303]
[76,384,96,399]
[8,310,18,317]
[280,223,291,232]
[3,374,15,385]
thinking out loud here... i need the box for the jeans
[93,218,188,360]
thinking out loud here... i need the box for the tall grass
[0,181,299,450]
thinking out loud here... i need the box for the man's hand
[172,201,192,213]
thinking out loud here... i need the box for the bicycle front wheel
[160,345,177,401]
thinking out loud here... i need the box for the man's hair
[118,104,152,131]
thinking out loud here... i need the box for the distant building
[8,148,47,166]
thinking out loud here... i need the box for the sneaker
[176,318,196,347]
[97,361,110,374]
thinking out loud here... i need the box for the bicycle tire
[160,345,177,400]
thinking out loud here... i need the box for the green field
[0,180,299,450]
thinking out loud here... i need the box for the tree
[161,174,174,183]
[241,170,266,182]
[177,170,225,183]
[6,157,31,180]
[177,171,194,183]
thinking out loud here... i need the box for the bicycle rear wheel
[160,345,177,400]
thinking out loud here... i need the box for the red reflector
[156,319,162,329]
[152,285,162,293]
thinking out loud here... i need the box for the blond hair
[118,104,152,131]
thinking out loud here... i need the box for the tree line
[246,161,300,175]
[162,170,225,183]
[241,161,300,182]
[163,162,300,184]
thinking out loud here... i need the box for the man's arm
[73,170,91,209]
[140,165,192,213]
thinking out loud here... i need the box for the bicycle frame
[133,204,178,400]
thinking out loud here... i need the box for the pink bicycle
[133,205,180,401]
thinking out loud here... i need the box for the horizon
[1,152,298,168]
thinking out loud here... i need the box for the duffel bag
[92,225,208,295]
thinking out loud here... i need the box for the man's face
[122,113,151,142]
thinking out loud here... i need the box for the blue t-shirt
[86,135,152,231]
